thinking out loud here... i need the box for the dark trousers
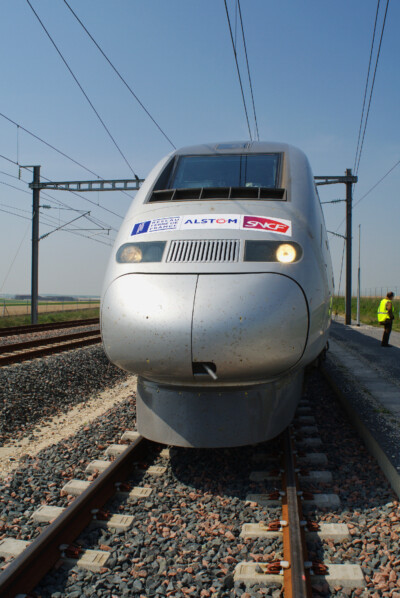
[381,319,393,346]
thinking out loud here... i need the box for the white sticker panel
[131,215,292,237]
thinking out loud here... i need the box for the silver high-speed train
[101,142,333,447]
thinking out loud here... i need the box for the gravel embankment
[0,393,138,540]
[0,346,129,445]
[0,323,99,348]
[304,369,400,598]
[1,357,400,597]
[33,440,284,598]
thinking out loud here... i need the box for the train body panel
[136,371,304,448]
[191,273,308,381]
[101,141,333,447]
[102,272,308,385]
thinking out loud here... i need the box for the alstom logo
[243,216,291,235]
[183,218,238,225]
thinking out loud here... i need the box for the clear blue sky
[0,0,398,297]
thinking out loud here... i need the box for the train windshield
[169,154,280,189]
[150,153,284,202]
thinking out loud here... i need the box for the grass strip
[0,307,99,328]
[332,296,400,332]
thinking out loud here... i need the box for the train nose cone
[192,273,308,380]
[101,273,308,383]
[101,274,197,381]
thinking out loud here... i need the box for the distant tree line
[14,295,76,302]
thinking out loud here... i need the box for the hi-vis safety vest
[378,298,391,322]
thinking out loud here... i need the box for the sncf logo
[243,216,290,233]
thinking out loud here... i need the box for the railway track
[237,402,365,596]
[0,317,99,338]
[0,407,367,596]
[0,319,101,365]
[0,433,155,598]
[236,428,317,597]
[2,365,398,596]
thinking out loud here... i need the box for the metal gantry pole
[31,166,41,325]
[314,171,357,323]
[345,168,353,325]
[27,173,142,327]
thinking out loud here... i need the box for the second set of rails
[0,318,101,366]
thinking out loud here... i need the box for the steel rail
[0,334,102,366]
[0,317,99,337]
[282,429,312,598]
[0,436,154,598]
[0,328,100,353]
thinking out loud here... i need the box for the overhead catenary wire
[41,199,115,233]
[353,0,381,173]
[0,203,113,247]
[0,202,31,215]
[0,112,102,179]
[0,190,115,245]
[0,168,30,182]
[237,0,259,141]
[39,171,124,222]
[0,152,20,167]
[25,0,139,179]
[33,208,114,242]
[61,0,176,150]
[16,125,20,165]
[234,0,238,48]
[42,224,113,246]
[332,239,346,315]
[0,203,112,244]
[36,204,114,238]
[223,0,253,140]
[0,112,138,205]
[354,158,400,209]
[0,207,31,222]
[0,150,125,222]
[337,240,346,296]
[331,157,400,236]
[0,180,34,195]
[0,163,119,232]
[0,121,129,221]
[0,168,101,218]
[0,172,117,241]
[0,222,31,294]
[354,0,390,176]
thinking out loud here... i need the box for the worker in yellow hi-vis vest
[377,291,395,347]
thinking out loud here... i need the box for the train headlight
[245,241,302,262]
[116,241,166,263]
[119,245,143,263]
[276,244,296,263]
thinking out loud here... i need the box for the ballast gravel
[303,369,400,598]
[33,440,284,598]
[0,393,138,539]
[0,346,129,445]
[0,322,99,348]
[1,350,400,597]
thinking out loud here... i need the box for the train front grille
[166,239,240,263]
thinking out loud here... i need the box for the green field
[0,307,100,328]
[332,296,400,332]
[2,301,97,306]
[1,297,398,332]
